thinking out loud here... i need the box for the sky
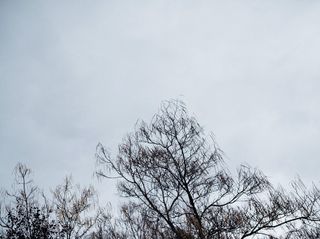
[1,0,320,206]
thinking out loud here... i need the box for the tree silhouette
[96,100,320,239]
[2,100,320,238]
[52,176,101,239]
[0,166,103,239]
[0,164,57,239]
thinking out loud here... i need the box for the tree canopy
[2,100,320,238]
[96,100,320,239]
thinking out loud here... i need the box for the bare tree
[119,201,176,239]
[0,165,106,239]
[52,176,101,239]
[0,163,57,239]
[90,201,175,239]
[89,204,125,239]
[96,100,320,239]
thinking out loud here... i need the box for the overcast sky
[1,0,320,206]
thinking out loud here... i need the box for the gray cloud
[1,0,320,205]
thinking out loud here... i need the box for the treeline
[0,164,104,238]
[2,100,320,239]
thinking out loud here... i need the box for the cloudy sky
[1,0,320,205]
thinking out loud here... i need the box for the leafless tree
[52,176,101,239]
[0,165,108,239]
[0,163,57,238]
[96,100,320,239]
[89,204,125,239]
[91,201,175,239]
[119,201,176,239]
